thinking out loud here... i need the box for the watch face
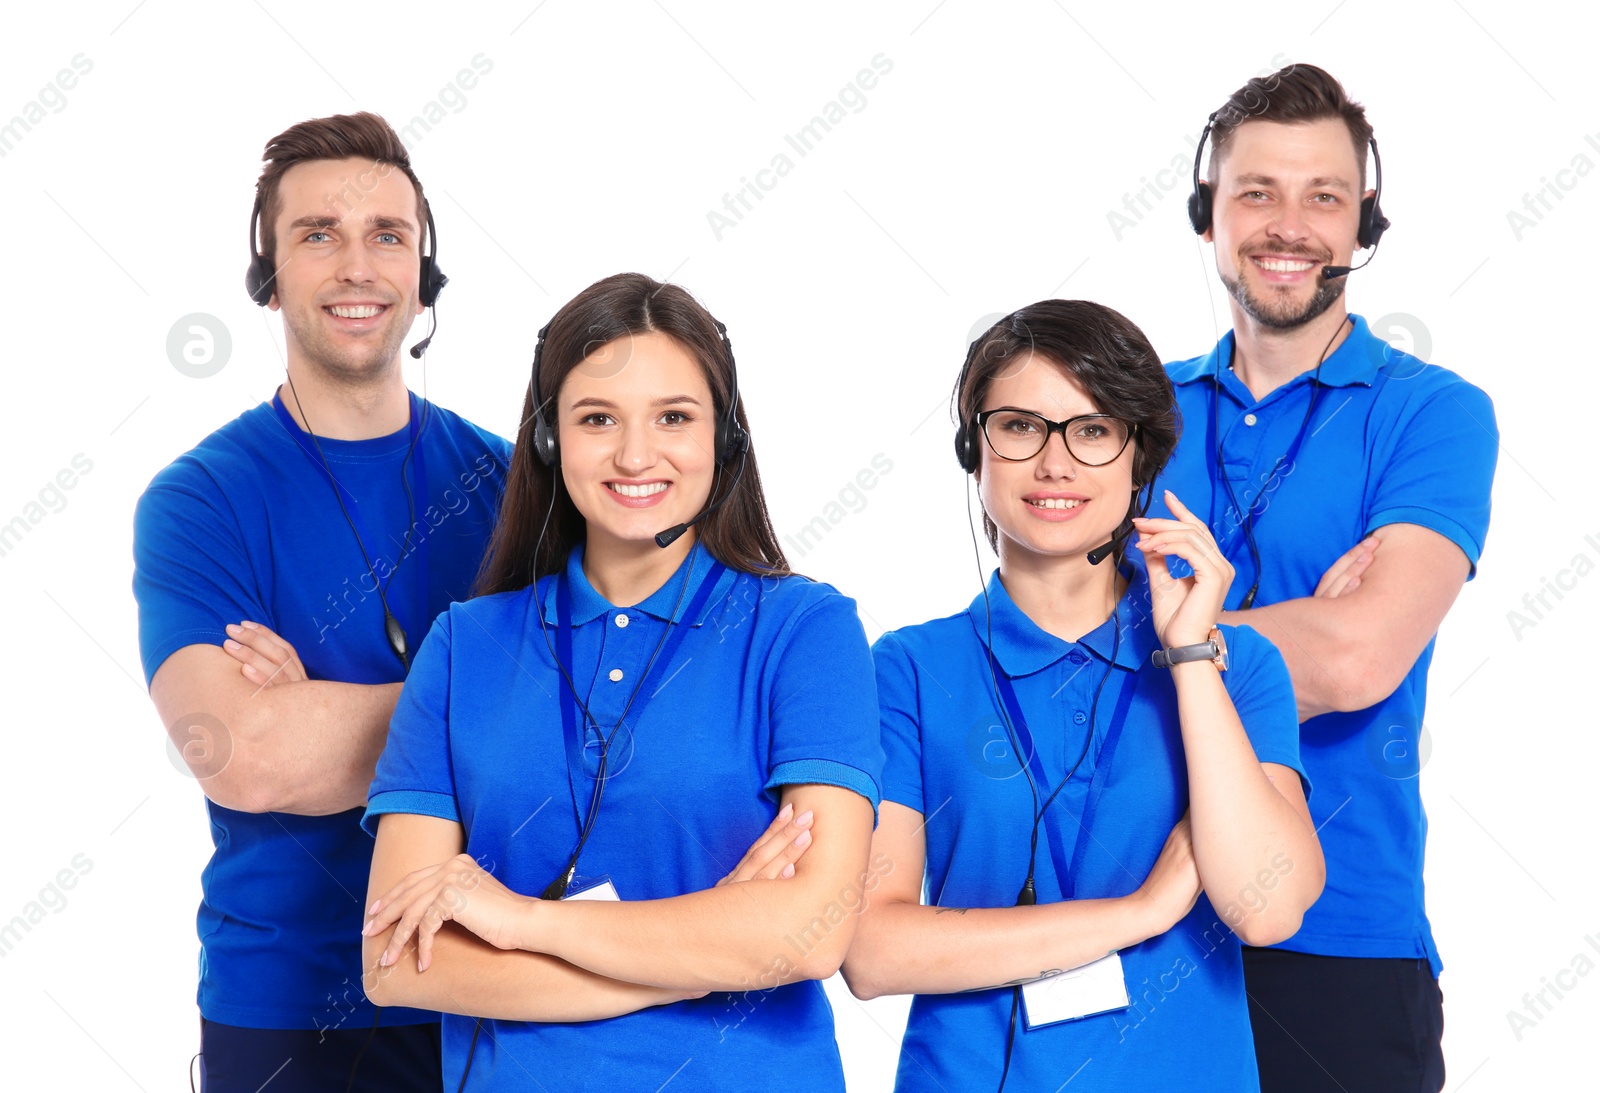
[1209,626,1229,671]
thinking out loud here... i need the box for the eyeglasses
[975,409,1134,466]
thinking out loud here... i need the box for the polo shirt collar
[1169,313,1382,393]
[540,542,733,626]
[965,564,1156,678]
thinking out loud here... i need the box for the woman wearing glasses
[841,300,1324,1092]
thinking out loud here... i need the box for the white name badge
[1021,952,1130,1028]
[563,878,620,902]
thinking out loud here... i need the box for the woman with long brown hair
[358,272,883,1090]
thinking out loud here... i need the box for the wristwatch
[1150,626,1229,672]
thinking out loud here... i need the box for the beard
[1220,255,1346,330]
[281,296,410,386]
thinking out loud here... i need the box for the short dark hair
[476,273,790,595]
[956,299,1180,550]
[1207,64,1373,188]
[253,112,426,268]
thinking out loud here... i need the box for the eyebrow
[285,214,417,233]
[1232,173,1355,193]
[568,395,705,411]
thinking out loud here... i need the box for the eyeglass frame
[972,408,1137,467]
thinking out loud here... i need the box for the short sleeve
[363,611,461,835]
[1366,380,1497,576]
[763,590,884,816]
[1222,624,1309,797]
[871,633,925,814]
[133,471,266,686]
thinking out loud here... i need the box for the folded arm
[1223,523,1471,721]
[840,802,1200,1000]
[150,633,399,815]
[363,813,697,1021]
[369,784,875,994]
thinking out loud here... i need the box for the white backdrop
[0,2,1591,1089]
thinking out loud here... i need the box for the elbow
[790,925,854,984]
[839,955,888,1001]
[361,938,421,1009]
[1323,646,1407,714]
[1233,910,1303,948]
[197,753,293,814]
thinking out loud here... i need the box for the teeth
[1028,498,1083,510]
[610,482,668,498]
[1257,259,1315,272]
[328,305,382,318]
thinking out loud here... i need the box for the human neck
[277,358,410,441]
[997,544,1124,644]
[583,531,697,608]
[1226,302,1353,401]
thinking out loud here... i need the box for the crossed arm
[363,783,874,1021]
[150,624,398,815]
[1225,523,1471,721]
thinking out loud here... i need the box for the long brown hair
[476,273,790,595]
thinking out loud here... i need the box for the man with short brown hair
[1148,65,1498,1092]
[134,112,511,1091]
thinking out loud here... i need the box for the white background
[0,1,1592,1090]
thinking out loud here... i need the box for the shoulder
[136,406,280,517]
[1357,328,1495,416]
[1164,348,1217,387]
[871,608,972,666]
[442,585,538,634]
[419,400,514,465]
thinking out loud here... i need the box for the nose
[335,235,377,286]
[1036,428,1077,479]
[614,419,659,472]
[1265,202,1307,243]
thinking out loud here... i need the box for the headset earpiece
[952,326,992,474]
[710,321,748,465]
[1188,113,1219,236]
[1187,184,1213,236]
[1357,136,1389,249]
[530,322,559,467]
[418,205,447,307]
[245,194,276,306]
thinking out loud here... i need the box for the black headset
[245,191,448,309]
[529,319,747,469]
[952,320,1000,474]
[1187,110,1390,250]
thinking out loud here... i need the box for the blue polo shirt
[1149,314,1497,974]
[133,396,510,1030]
[875,567,1304,1092]
[364,543,883,1092]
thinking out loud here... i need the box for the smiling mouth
[608,482,668,498]
[1252,258,1319,272]
[325,304,387,318]
[1028,498,1084,510]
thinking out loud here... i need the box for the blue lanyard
[270,391,429,656]
[554,551,729,836]
[1205,353,1319,583]
[993,664,1143,901]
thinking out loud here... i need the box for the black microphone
[1086,539,1118,565]
[654,449,748,549]
[1322,245,1380,280]
[408,305,439,359]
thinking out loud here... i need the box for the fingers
[365,858,474,969]
[223,621,305,686]
[719,804,815,885]
[1314,535,1380,599]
